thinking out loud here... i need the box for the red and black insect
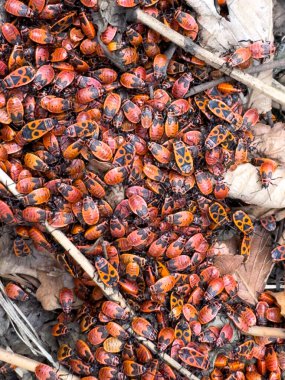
[271,245,285,261]
[232,210,254,235]
[59,287,73,314]
[35,364,60,380]
[2,66,36,89]
[5,282,29,301]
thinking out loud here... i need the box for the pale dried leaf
[247,68,273,113]
[267,291,285,316]
[225,163,285,208]
[226,122,285,209]
[251,122,285,165]
[187,0,272,50]
[275,209,285,221]
[0,231,58,276]
[252,122,272,135]
[209,238,239,258]
[241,206,276,219]
[186,0,273,112]
[214,227,273,305]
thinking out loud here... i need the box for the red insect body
[59,287,73,313]
[5,282,29,301]
[35,364,60,380]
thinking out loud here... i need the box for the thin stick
[185,59,285,97]
[164,42,177,72]
[247,326,285,338]
[133,9,285,107]
[0,348,80,380]
[0,168,199,380]
[129,334,199,378]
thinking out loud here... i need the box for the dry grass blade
[0,280,55,364]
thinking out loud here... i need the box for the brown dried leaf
[267,291,285,316]
[214,255,244,275]
[0,230,57,276]
[214,227,273,305]
[36,271,79,311]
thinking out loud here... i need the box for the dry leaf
[225,163,285,208]
[267,291,285,316]
[0,229,80,311]
[275,209,285,222]
[241,206,276,220]
[214,227,273,304]
[214,255,244,275]
[36,271,80,311]
[186,0,273,113]
[187,0,273,50]
[225,123,285,209]
[251,122,285,165]
[0,231,56,276]
[209,240,237,257]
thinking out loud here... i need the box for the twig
[247,326,285,338]
[133,9,285,107]
[272,78,285,92]
[164,42,177,76]
[185,59,285,97]
[0,348,79,380]
[0,168,199,380]
[128,334,199,379]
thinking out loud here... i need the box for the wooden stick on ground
[185,58,285,97]
[0,168,199,380]
[247,326,285,338]
[133,9,285,107]
[0,348,80,380]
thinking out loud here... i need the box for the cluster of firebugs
[0,0,284,378]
